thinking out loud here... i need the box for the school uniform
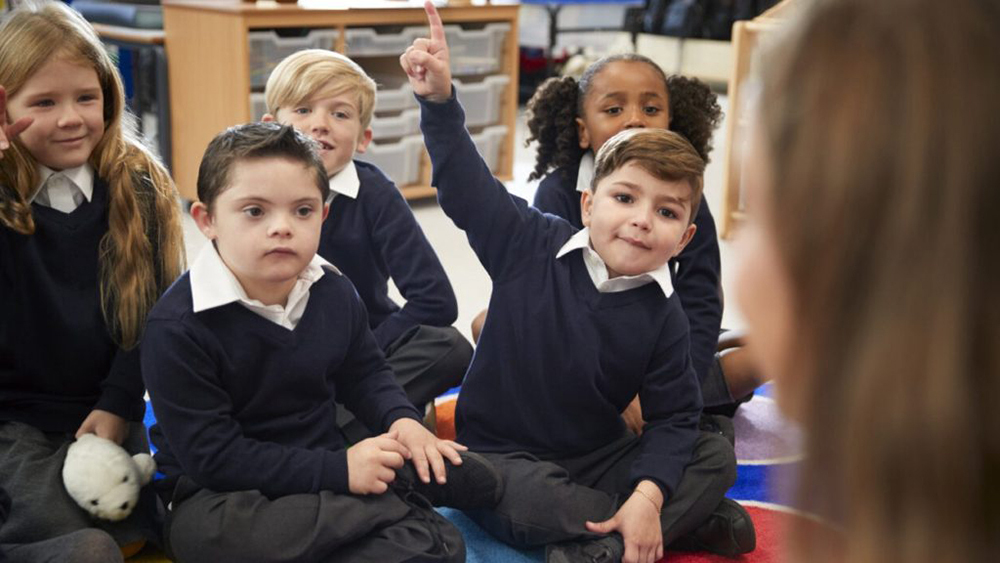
[419,91,735,548]
[321,161,472,442]
[0,165,159,549]
[533,150,737,410]
[141,245,463,563]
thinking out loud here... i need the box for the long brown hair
[0,1,184,348]
[758,0,1000,561]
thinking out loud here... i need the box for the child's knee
[693,431,738,486]
[66,529,124,563]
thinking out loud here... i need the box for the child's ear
[576,117,591,150]
[261,113,275,123]
[322,203,330,221]
[672,223,698,258]
[355,128,374,154]
[190,202,217,240]
[580,189,594,228]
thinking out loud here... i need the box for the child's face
[581,161,696,278]
[192,157,329,306]
[577,61,670,154]
[7,55,104,171]
[268,84,372,178]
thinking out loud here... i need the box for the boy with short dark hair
[141,122,500,562]
[399,4,754,562]
[262,49,472,443]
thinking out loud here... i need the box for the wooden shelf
[161,0,519,201]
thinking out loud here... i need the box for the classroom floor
[179,97,747,342]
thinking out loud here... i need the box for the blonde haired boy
[263,50,472,443]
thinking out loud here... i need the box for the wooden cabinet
[161,0,519,201]
[719,0,796,238]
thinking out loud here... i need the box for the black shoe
[671,498,756,557]
[546,535,625,563]
[396,451,504,510]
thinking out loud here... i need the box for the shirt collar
[189,243,340,313]
[556,227,675,297]
[575,152,595,193]
[327,160,360,203]
[30,163,95,203]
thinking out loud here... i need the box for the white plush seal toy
[62,434,156,521]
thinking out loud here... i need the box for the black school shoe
[546,534,624,563]
[395,451,504,511]
[670,498,756,557]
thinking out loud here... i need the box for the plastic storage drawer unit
[355,134,425,186]
[248,29,339,90]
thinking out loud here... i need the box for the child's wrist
[633,481,664,514]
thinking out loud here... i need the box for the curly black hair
[524,75,584,182]
[525,54,724,180]
[666,75,724,164]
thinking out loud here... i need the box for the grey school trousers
[164,476,465,563]
[337,325,473,444]
[465,430,736,549]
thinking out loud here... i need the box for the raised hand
[399,1,452,102]
[346,430,409,495]
[0,86,34,154]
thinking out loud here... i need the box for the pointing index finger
[424,1,446,46]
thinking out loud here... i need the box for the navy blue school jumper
[533,161,734,409]
[141,269,463,563]
[0,178,160,549]
[419,91,735,548]
[320,161,472,442]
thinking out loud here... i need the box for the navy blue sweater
[319,161,458,351]
[0,179,145,432]
[421,93,702,496]
[141,272,422,497]
[533,163,723,387]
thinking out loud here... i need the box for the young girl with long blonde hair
[737,0,1000,560]
[0,1,183,559]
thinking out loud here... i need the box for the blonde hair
[0,0,184,349]
[264,49,377,130]
[758,0,1000,561]
[592,128,704,225]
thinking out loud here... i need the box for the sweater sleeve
[362,177,459,350]
[94,346,146,422]
[630,310,703,497]
[419,90,562,281]
[333,284,423,432]
[671,200,723,387]
[142,319,353,496]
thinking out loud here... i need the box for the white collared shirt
[556,228,675,297]
[575,152,595,194]
[30,164,95,213]
[189,243,341,330]
[326,160,361,204]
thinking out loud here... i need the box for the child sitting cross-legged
[399,4,754,562]
[262,49,472,444]
[141,122,501,563]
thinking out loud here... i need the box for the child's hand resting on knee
[389,417,467,486]
[347,430,409,495]
[586,480,664,563]
[400,1,452,102]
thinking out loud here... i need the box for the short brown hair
[591,128,704,224]
[265,49,376,130]
[197,122,328,208]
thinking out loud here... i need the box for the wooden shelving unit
[161,0,519,201]
[719,0,797,238]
